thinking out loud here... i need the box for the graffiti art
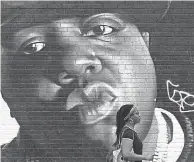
[1,1,194,162]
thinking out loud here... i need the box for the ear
[141,32,149,48]
[124,115,129,121]
[129,118,134,123]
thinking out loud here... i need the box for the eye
[21,42,46,55]
[83,25,118,37]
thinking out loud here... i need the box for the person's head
[1,1,170,155]
[115,105,140,139]
[126,106,141,125]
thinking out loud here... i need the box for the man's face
[2,2,156,151]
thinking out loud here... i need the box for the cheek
[134,116,140,123]
[132,58,156,139]
[37,77,61,101]
[118,36,156,139]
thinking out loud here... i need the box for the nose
[75,58,102,74]
[58,56,103,86]
[53,24,103,86]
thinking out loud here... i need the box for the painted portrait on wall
[1,1,194,162]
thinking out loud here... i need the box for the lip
[66,81,119,124]
[79,97,118,124]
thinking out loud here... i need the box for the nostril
[59,71,72,80]
[85,65,95,73]
[89,65,95,70]
[76,58,102,74]
[58,71,75,84]
[59,72,68,79]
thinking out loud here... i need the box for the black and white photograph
[1,1,194,162]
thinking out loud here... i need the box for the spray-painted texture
[1,1,194,162]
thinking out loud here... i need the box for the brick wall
[1,1,194,162]
[151,2,194,161]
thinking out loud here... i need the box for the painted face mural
[1,1,194,162]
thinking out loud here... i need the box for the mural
[167,80,194,113]
[1,1,194,162]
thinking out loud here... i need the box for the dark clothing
[120,126,143,162]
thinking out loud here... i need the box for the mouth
[66,82,119,124]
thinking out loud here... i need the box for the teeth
[87,109,98,116]
[79,98,117,125]
[154,108,184,162]
[92,109,97,115]
[87,111,92,116]
[66,82,119,124]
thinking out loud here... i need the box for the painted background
[1,1,194,162]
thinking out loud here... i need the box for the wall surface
[1,1,194,162]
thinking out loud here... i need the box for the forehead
[132,107,139,113]
[3,1,163,29]
[4,1,131,23]
[2,1,148,16]
[2,1,135,35]
[2,1,170,32]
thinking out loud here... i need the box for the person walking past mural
[106,105,154,162]
[1,1,194,162]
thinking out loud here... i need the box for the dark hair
[115,104,134,140]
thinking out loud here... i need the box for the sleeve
[122,128,134,140]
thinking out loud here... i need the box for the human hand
[112,141,120,150]
[144,154,154,161]
[106,152,113,162]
